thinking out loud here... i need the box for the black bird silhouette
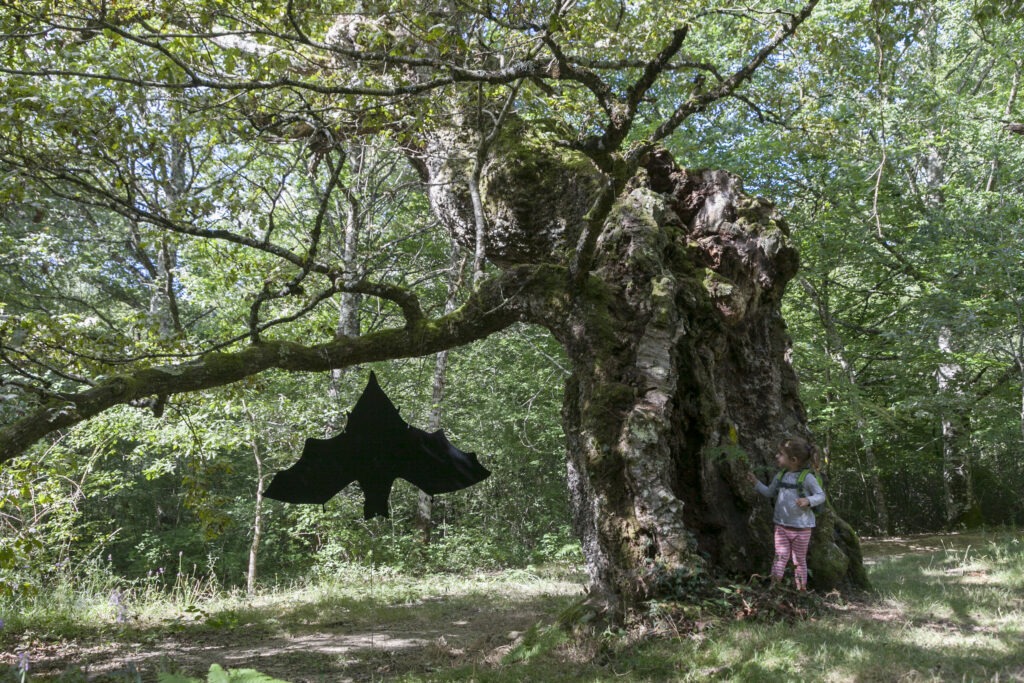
[263,372,490,519]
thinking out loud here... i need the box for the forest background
[1,0,1023,602]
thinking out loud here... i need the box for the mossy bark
[557,164,868,616]
[427,130,869,617]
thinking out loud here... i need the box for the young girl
[747,437,825,590]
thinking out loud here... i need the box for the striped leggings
[772,525,813,589]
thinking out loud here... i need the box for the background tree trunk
[415,241,465,541]
[327,144,365,432]
[244,401,266,596]
[802,276,890,534]
[416,349,447,543]
[937,327,978,527]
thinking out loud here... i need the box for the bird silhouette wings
[262,371,490,519]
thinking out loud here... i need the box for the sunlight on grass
[0,562,585,636]
[3,533,1023,681]
[620,530,1024,683]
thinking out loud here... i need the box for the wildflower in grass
[17,650,29,675]
[110,589,126,623]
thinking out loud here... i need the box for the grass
[614,531,1024,683]
[1,532,1023,681]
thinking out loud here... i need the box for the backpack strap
[775,469,801,489]
[776,469,814,493]
[798,468,826,515]
[796,468,810,497]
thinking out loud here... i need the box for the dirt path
[4,575,586,682]
[5,532,1010,682]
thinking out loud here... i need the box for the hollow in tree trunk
[425,128,869,618]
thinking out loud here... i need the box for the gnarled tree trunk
[425,127,868,618]
[555,164,866,617]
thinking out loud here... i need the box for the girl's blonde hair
[779,437,819,470]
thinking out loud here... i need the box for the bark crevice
[0,121,872,619]
[425,137,867,616]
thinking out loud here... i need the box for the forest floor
[2,530,1022,682]
[1,566,588,682]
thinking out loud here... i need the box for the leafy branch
[0,264,564,464]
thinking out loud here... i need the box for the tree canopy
[0,0,817,459]
[2,0,1023,616]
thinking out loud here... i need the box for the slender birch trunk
[987,65,1020,192]
[244,401,266,596]
[937,327,975,527]
[328,145,365,431]
[415,241,465,542]
[801,277,890,534]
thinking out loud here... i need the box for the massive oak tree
[0,0,867,618]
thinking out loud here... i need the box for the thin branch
[634,0,820,162]
[539,33,615,117]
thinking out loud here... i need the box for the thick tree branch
[557,27,691,166]
[569,176,619,288]
[540,33,615,119]
[0,16,550,100]
[333,279,425,328]
[0,265,564,465]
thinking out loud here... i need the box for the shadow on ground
[3,580,585,682]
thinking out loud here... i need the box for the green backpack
[773,468,826,515]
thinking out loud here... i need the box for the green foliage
[670,0,1024,533]
[158,664,290,683]
[2,0,1024,624]
[500,623,569,665]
